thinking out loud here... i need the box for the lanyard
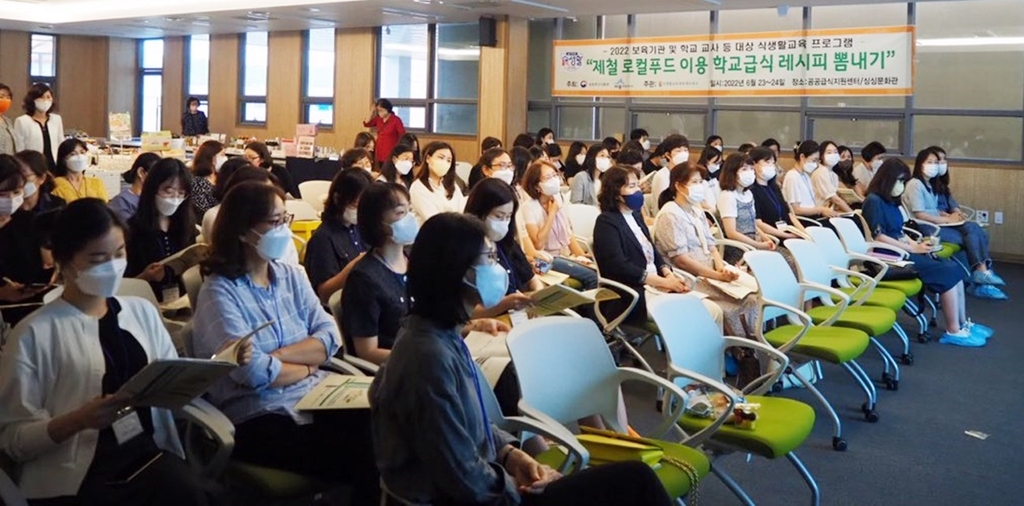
[495,246,518,293]
[762,185,785,219]
[458,339,494,450]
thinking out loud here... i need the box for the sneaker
[972,270,1006,286]
[964,320,995,340]
[971,285,1009,300]
[939,329,986,347]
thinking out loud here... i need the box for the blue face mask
[389,213,420,245]
[465,262,509,309]
[624,191,645,212]
[252,224,292,261]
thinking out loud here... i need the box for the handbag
[864,261,918,281]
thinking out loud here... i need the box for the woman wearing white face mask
[108,152,160,223]
[0,198,211,504]
[717,154,776,264]
[783,140,839,222]
[52,138,107,203]
[194,182,379,503]
[378,143,417,188]
[562,141,588,179]
[810,140,854,214]
[305,168,374,303]
[747,147,806,245]
[569,144,610,206]
[695,146,724,213]
[409,141,465,224]
[125,159,197,303]
[12,83,64,171]
[649,135,691,212]
[0,156,54,320]
[189,140,224,217]
[468,147,516,190]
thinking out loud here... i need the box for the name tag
[112,410,143,445]
[776,220,787,230]
[161,286,181,304]
[509,310,530,328]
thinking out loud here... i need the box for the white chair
[564,203,600,251]
[455,161,473,187]
[326,290,382,375]
[285,199,320,221]
[299,181,332,214]
[183,265,204,310]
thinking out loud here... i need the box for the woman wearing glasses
[467,147,515,190]
[192,181,379,504]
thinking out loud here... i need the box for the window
[29,34,56,87]
[913,115,1022,161]
[138,39,164,134]
[718,111,802,151]
[810,117,902,152]
[239,31,268,124]
[377,23,480,134]
[303,28,335,127]
[185,34,210,114]
[631,112,706,142]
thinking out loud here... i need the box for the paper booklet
[778,224,812,240]
[538,270,571,287]
[464,331,512,388]
[527,284,620,318]
[117,321,271,409]
[702,266,759,300]
[295,374,373,410]
[159,243,210,277]
[937,221,965,227]
[867,251,913,267]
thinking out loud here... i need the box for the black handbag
[865,261,918,281]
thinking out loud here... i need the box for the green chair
[744,250,872,452]
[649,293,820,506]
[507,316,711,500]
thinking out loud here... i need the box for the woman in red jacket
[363,99,406,166]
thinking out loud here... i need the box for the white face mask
[684,183,706,205]
[707,163,721,174]
[252,224,293,261]
[672,150,689,166]
[891,180,905,198]
[595,157,612,172]
[23,182,38,199]
[871,159,884,171]
[491,169,514,185]
[343,206,358,225]
[760,163,778,181]
[713,145,723,152]
[395,159,414,176]
[428,158,449,179]
[641,139,651,151]
[73,257,128,298]
[824,153,841,168]
[66,154,89,173]
[937,161,948,176]
[922,163,939,179]
[539,177,561,197]
[156,196,184,217]
[738,170,756,188]
[575,154,586,165]
[803,161,818,174]
[486,217,510,242]
[34,99,52,113]
[0,194,24,216]
[215,155,228,172]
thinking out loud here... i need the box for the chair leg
[786,452,821,506]
[710,463,756,506]
[902,299,929,342]
[789,367,846,451]
[843,361,880,423]
[868,336,900,386]
[891,322,914,365]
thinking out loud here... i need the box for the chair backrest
[648,294,725,389]
[455,161,473,187]
[744,250,803,321]
[564,204,600,244]
[298,181,332,213]
[830,217,869,255]
[182,265,204,309]
[286,199,320,221]
[506,317,622,428]
[807,227,851,279]
[784,239,835,303]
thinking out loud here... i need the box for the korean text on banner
[552,25,914,98]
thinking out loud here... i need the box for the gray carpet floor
[622,262,1024,506]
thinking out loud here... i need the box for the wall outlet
[995,211,1004,225]
[977,210,990,224]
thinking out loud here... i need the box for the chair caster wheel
[771,381,784,393]
[917,333,930,344]
[861,402,876,413]
[901,353,914,366]
[832,437,848,451]
[884,378,899,391]
[865,410,880,423]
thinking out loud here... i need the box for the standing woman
[0,198,208,505]
[716,153,776,264]
[377,143,416,188]
[363,99,406,166]
[245,141,298,198]
[13,83,64,171]
[109,152,160,223]
[51,138,107,203]
[369,212,672,506]
[305,168,374,302]
[180,97,209,137]
[125,158,196,303]
[0,83,16,155]
[189,140,225,217]
[570,144,611,206]
[409,141,465,224]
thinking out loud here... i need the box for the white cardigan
[12,114,65,159]
[0,297,184,499]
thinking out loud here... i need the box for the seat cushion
[807,305,897,336]
[852,276,923,297]
[227,462,322,498]
[677,396,815,459]
[934,242,961,260]
[564,277,584,290]
[834,287,907,312]
[765,325,869,363]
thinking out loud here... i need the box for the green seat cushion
[807,305,897,336]
[227,461,322,498]
[564,277,584,290]
[833,287,907,312]
[934,243,960,260]
[677,396,815,459]
[765,325,869,363]
[852,276,923,297]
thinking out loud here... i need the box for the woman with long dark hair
[409,141,465,224]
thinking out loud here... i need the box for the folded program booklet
[295,374,373,410]
[527,284,620,318]
[464,331,511,388]
[159,243,210,277]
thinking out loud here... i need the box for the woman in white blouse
[12,83,64,171]
[653,164,760,338]
[782,140,839,223]
[409,141,465,224]
[716,153,775,264]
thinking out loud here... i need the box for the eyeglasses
[491,162,514,170]
[262,212,294,228]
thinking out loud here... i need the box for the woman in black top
[377,143,416,189]
[126,158,196,302]
[747,147,806,242]
[246,141,298,198]
[562,141,587,179]
[181,97,209,136]
[305,168,373,302]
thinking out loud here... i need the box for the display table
[286,157,342,186]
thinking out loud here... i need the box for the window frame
[28,33,57,89]
[136,38,164,136]
[238,31,269,126]
[184,34,210,116]
[301,28,336,129]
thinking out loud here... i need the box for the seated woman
[747,147,807,243]
[126,158,196,303]
[377,143,416,188]
[409,141,465,224]
[782,140,840,224]
[189,140,224,217]
[341,147,374,174]
[562,141,587,179]
[305,168,374,303]
[811,140,854,214]
[468,147,515,190]
[716,153,776,265]
[592,165,700,327]
[398,132,421,166]
[369,212,673,506]
[862,159,990,347]
[694,145,723,212]
[245,141,298,198]
[0,198,207,505]
[649,135,691,209]
[652,163,760,338]
[191,182,377,503]
[108,152,160,223]
[520,160,598,290]
[51,138,107,203]
[200,157,259,241]
[905,147,1005,299]
[569,144,611,206]
[832,159,862,208]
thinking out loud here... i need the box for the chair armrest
[573,236,593,256]
[613,367,690,441]
[901,226,923,241]
[594,278,639,334]
[323,357,367,376]
[671,268,699,287]
[661,365,737,447]
[866,242,910,260]
[720,336,790,396]
[797,282,850,327]
[342,354,380,375]
[758,298,814,354]
[847,253,890,283]
[716,238,756,253]
[795,216,821,229]
[830,266,877,305]
[176,398,235,479]
[502,414,590,474]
